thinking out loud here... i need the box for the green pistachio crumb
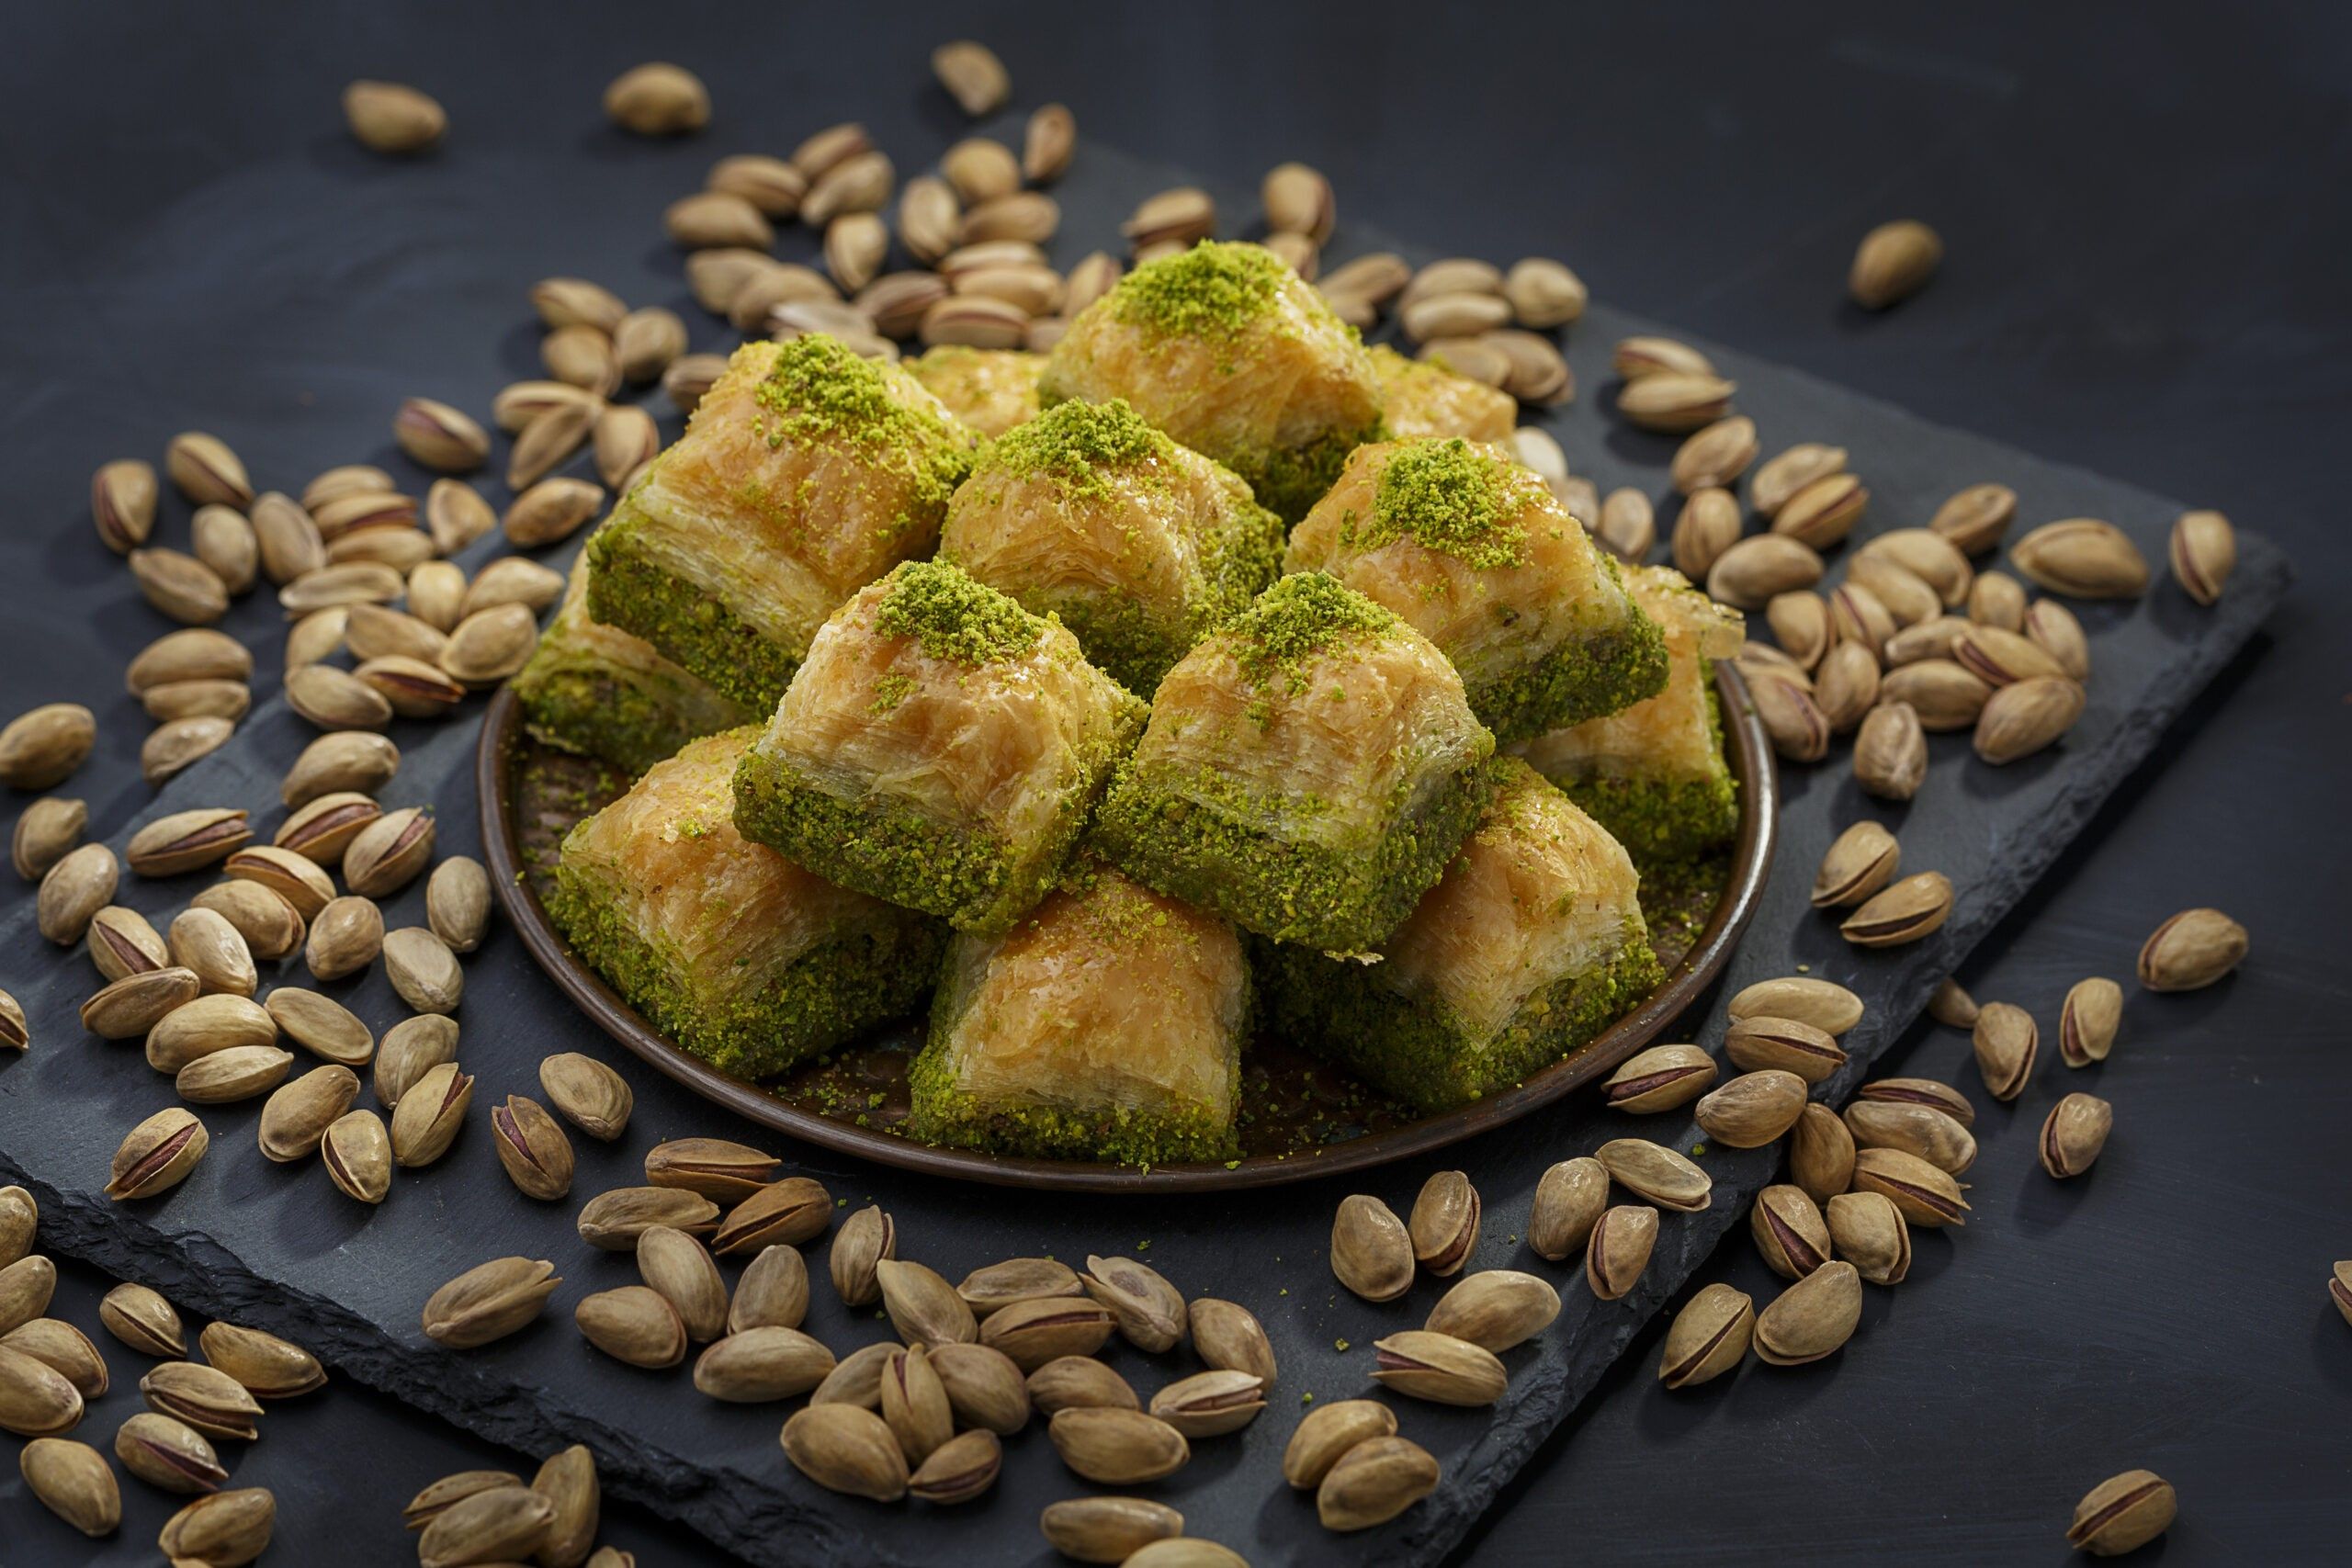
[876,559,1045,667]
[989,396,1173,502]
[1352,437,1537,570]
[1112,240,1289,338]
[1222,572,1400,690]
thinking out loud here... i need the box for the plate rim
[477,662,1777,1192]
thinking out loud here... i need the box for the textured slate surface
[0,103,2291,1568]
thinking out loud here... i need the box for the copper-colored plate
[479,663,1775,1192]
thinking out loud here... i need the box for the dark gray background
[0,2,2343,1563]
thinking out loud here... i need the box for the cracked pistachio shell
[2060,977,2123,1066]
[2067,1470,2176,1556]
[140,1360,260,1441]
[979,1296,1116,1372]
[1724,1016,1848,1084]
[1826,1190,1912,1285]
[374,1014,458,1109]
[1850,1147,1972,1227]
[491,1094,573,1201]
[1842,1099,1976,1175]
[2040,1092,2114,1179]
[1083,1254,1185,1353]
[80,966,201,1042]
[2136,908,2246,992]
[729,1244,809,1335]
[909,1426,1001,1506]
[98,1282,183,1358]
[1408,1170,1481,1276]
[1189,1297,1276,1385]
[421,1257,560,1348]
[1585,1204,1658,1302]
[403,1470,522,1531]
[1790,1104,1857,1203]
[1330,1194,1414,1302]
[19,1438,120,1541]
[1602,1043,1717,1112]
[1750,1184,1832,1280]
[1371,1329,1508,1406]
[1046,1406,1191,1484]
[781,1404,908,1501]
[1839,870,1953,948]
[1025,1355,1138,1415]
[1528,1156,1610,1261]
[1971,1001,2039,1100]
[1812,822,1901,911]
[829,1205,895,1309]
[390,1061,472,1168]
[956,1256,1082,1319]
[1856,1076,1976,1126]
[574,1187,718,1251]
[1039,1495,1184,1562]
[644,1136,778,1201]
[107,1109,209,1201]
[1657,1282,1754,1389]
[1594,1138,1713,1213]
[1423,1269,1560,1352]
[1148,1367,1266,1439]
[1316,1435,1441,1533]
[1753,1260,1861,1366]
[321,1109,390,1204]
[2170,509,2235,605]
[1282,1398,1396,1490]
[1692,1070,1809,1149]
[114,1410,226,1495]
[712,1176,831,1256]
[416,1484,554,1568]
[926,1341,1029,1435]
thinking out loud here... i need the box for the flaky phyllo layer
[1286,437,1667,743]
[910,860,1247,1165]
[553,727,941,1077]
[940,397,1283,694]
[1039,241,1385,520]
[908,344,1046,437]
[1515,563,1745,861]
[586,334,978,707]
[1365,344,1517,444]
[733,560,1146,934]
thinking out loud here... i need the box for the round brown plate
[479,663,1775,1191]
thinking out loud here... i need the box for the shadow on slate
[0,132,2290,1568]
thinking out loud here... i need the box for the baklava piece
[511,552,754,776]
[731,560,1148,935]
[1515,564,1745,862]
[1285,437,1668,743]
[586,334,978,711]
[552,728,944,1079]
[939,397,1284,694]
[1258,758,1664,1111]
[909,860,1247,1165]
[1039,241,1385,522]
[1367,344,1517,444]
[1090,572,1495,953]
[908,344,1046,437]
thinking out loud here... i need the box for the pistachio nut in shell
[3,1319,107,1402]
[199,1322,323,1399]
[80,967,201,1042]
[607,59,715,136]
[638,1224,729,1342]
[190,880,303,963]
[421,1257,560,1348]
[1281,1398,1397,1489]
[1528,1156,1610,1260]
[946,1257,1063,1318]
[2059,976,2123,1066]
[926,1340,1029,1435]
[158,1485,276,1565]
[1692,1069,1808,1149]
[1037,1495,1184,1562]
[2136,907,2247,992]
[114,1410,227,1495]
[712,1175,831,1255]
[1749,671,1829,762]
[1,1253,57,1334]
[1752,1260,1862,1366]
[1858,1075,1978,1125]
[98,1282,183,1358]
[909,1426,1001,1505]
[1024,1354,1138,1415]
[1790,1103,1857,1203]
[390,1059,472,1167]
[1842,1099,1976,1176]
[1617,371,1735,434]
[1594,1137,1713,1212]
[1971,1001,2039,1100]
[1849,219,1940,309]
[1189,1296,1277,1385]
[575,1286,686,1370]
[1330,1193,1414,1301]
[1750,1184,1833,1280]
[107,1109,209,1201]
[1728,976,1865,1035]
[2330,1262,2352,1329]
[1317,1435,1441,1532]
[1839,870,1953,948]
[322,1109,391,1203]
[1928,977,1981,1029]
[0,1186,32,1269]
[1725,1015,1847,1084]
[1585,1204,1658,1302]
[979,1296,1116,1372]
[38,846,116,946]
[258,1065,361,1163]
[1370,1329,1508,1406]
[1424,1269,1560,1351]
[416,1484,554,1568]
[1854,700,1928,800]
[1809,823,1901,910]
[1850,1147,1971,1227]
[175,1043,294,1104]
[140,1359,260,1441]
[1148,1367,1267,1438]
[2169,508,2236,605]
[1407,1170,1481,1275]
[728,1243,810,1336]
[2011,518,2150,599]
[1825,1190,1912,1285]
[538,1051,631,1140]
[426,855,491,953]
[492,1093,574,1201]
[2040,1092,2114,1179]
[574,1186,717,1251]
[0,1342,83,1437]
[1047,1405,1191,1483]
[166,434,255,507]
[1973,674,2085,764]
[342,807,434,897]
[1657,1282,1754,1389]
[2067,1470,2177,1557]
[1082,1253,1186,1353]
[1602,1043,1717,1112]
[828,1204,894,1309]
[644,1135,779,1200]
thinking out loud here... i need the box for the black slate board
[0,122,2289,1568]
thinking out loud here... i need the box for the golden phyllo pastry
[908,344,1046,436]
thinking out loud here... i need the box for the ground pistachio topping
[989,397,1172,502]
[1351,438,1535,570]
[1222,572,1401,693]
[1111,239,1290,338]
[875,560,1046,667]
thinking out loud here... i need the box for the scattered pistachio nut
[1752,1260,1862,1366]
[2040,1092,2114,1179]
[1657,1282,1754,1389]
[2136,907,2246,992]
[2067,1470,2177,1557]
